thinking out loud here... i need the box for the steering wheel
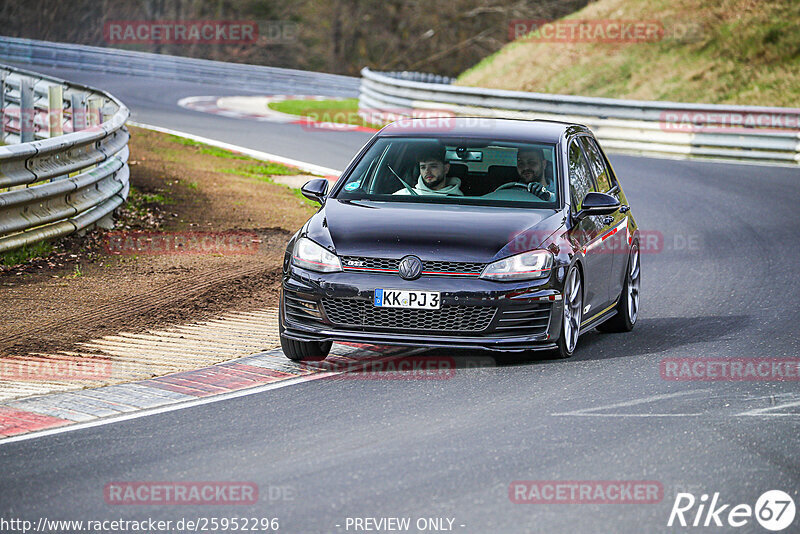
[494,182,554,200]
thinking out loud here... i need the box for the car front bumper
[281,266,565,352]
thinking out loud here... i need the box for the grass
[167,135,252,159]
[66,264,83,278]
[268,98,384,129]
[0,241,53,266]
[139,192,173,204]
[456,0,800,107]
[221,163,297,180]
[124,186,173,220]
[218,163,319,208]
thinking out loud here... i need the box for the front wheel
[280,336,332,362]
[553,265,583,359]
[279,293,331,361]
[597,244,640,333]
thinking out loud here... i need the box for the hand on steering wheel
[494,182,554,200]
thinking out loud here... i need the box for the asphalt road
[1,65,799,534]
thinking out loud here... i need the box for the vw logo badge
[398,255,423,280]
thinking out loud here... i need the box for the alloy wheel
[563,267,583,353]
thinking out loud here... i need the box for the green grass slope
[457,0,799,107]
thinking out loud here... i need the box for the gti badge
[398,255,423,280]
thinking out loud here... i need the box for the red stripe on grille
[421,271,480,276]
[343,266,397,272]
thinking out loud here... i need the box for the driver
[515,148,555,201]
[395,147,463,196]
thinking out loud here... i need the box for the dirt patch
[0,126,317,358]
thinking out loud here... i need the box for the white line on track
[737,399,800,417]
[551,389,710,417]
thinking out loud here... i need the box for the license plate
[374,289,440,309]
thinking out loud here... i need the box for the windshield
[334,137,560,208]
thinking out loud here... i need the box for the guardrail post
[70,92,86,132]
[101,100,115,124]
[0,71,6,145]
[87,97,101,128]
[19,79,34,142]
[48,85,63,138]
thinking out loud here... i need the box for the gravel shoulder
[0,126,317,359]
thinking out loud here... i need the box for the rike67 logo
[668,490,796,531]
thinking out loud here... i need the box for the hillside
[457,0,799,107]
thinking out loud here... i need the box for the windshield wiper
[387,165,418,196]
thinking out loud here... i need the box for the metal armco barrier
[0,36,360,98]
[0,63,130,253]
[360,68,800,165]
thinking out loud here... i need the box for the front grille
[340,256,484,277]
[283,292,324,326]
[341,256,397,271]
[422,260,485,275]
[493,303,552,335]
[321,298,496,333]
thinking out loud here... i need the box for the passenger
[395,147,463,196]
[516,148,555,200]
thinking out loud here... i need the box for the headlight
[292,237,342,273]
[480,250,553,281]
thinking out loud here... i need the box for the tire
[279,292,331,361]
[280,336,332,362]
[552,265,583,359]
[597,244,640,333]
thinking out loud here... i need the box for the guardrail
[0,36,360,98]
[0,63,129,253]
[360,68,800,165]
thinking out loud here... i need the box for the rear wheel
[553,265,582,359]
[597,244,640,333]
[279,293,331,361]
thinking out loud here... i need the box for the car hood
[305,200,565,263]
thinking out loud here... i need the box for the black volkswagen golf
[280,118,640,360]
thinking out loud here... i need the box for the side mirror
[301,179,329,204]
[575,191,620,220]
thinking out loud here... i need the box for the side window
[579,136,612,192]
[568,139,595,211]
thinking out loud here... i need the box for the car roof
[378,117,590,144]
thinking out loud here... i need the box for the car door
[566,137,614,318]
[578,135,629,306]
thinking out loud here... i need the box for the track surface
[2,64,800,533]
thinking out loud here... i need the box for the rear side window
[578,136,613,192]
[568,139,595,211]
